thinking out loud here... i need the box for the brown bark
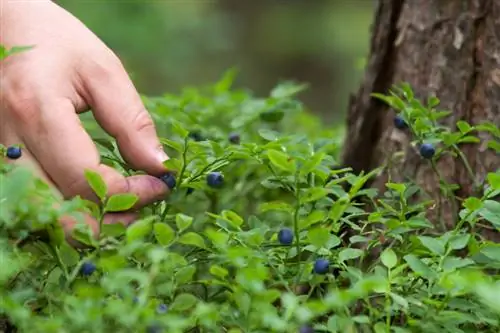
[342,0,499,236]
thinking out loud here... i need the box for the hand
[0,0,171,241]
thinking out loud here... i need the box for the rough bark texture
[342,0,499,237]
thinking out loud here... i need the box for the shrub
[1,70,500,333]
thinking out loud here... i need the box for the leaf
[301,187,329,204]
[178,232,206,248]
[300,152,326,176]
[267,149,296,173]
[126,217,154,244]
[381,248,397,269]
[259,201,294,214]
[307,228,331,249]
[479,200,500,227]
[403,254,436,279]
[338,248,364,262]
[456,120,472,134]
[170,293,198,311]
[175,213,193,233]
[418,236,445,256]
[175,266,196,284]
[105,193,138,212]
[442,257,475,272]
[487,172,500,190]
[390,292,409,309]
[209,265,229,279]
[221,210,244,229]
[84,169,107,201]
[154,222,175,246]
[448,234,470,250]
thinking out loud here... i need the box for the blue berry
[186,187,194,195]
[419,143,435,159]
[393,115,407,129]
[228,132,240,144]
[313,258,329,274]
[159,173,176,189]
[206,172,224,188]
[156,303,168,314]
[299,325,315,333]
[188,131,205,142]
[278,228,294,245]
[146,323,163,333]
[6,146,22,159]
[80,261,96,277]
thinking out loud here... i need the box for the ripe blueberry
[419,143,435,159]
[80,261,96,277]
[313,258,329,274]
[186,187,194,195]
[159,173,176,189]
[206,172,224,188]
[6,146,22,159]
[188,131,205,142]
[299,325,315,333]
[393,115,408,129]
[278,228,294,245]
[156,303,168,314]
[228,132,240,144]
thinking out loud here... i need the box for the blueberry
[186,187,194,195]
[159,173,176,189]
[146,323,163,333]
[299,325,315,333]
[80,261,96,277]
[206,172,224,188]
[188,131,205,142]
[6,146,22,159]
[393,115,408,129]
[228,132,240,144]
[419,143,435,159]
[278,228,294,245]
[156,303,168,314]
[313,258,329,274]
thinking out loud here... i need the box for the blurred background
[58,0,374,125]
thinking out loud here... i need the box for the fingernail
[158,149,169,163]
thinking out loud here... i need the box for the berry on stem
[159,173,176,189]
[6,146,22,159]
[80,261,96,277]
[419,143,435,159]
[313,258,329,274]
[299,325,315,333]
[393,115,408,129]
[206,172,224,188]
[156,303,168,314]
[278,228,293,245]
[228,132,240,144]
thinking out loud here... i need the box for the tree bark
[342,0,499,236]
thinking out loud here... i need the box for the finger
[18,98,170,206]
[80,58,168,177]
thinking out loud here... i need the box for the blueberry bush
[1,47,500,333]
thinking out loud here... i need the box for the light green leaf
[105,193,138,212]
[307,228,330,249]
[381,248,397,269]
[301,187,329,204]
[338,248,364,262]
[403,254,436,279]
[221,210,244,229]
[154,222,175,246]
[178,232,206,248]
[418,236,445,256]
[176,213,193,233]
[84,169,107,202]
[126,217,154,244]
[267,149,296,173]
[170,293,198,311]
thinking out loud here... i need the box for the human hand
[0,0,171,241]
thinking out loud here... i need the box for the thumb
[80,58,169,176]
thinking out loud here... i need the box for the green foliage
[1,73,500,333]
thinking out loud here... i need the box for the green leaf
[479,200,500,227]
[126,217,154,244]
[403,254,436,279]
[448,234,470,250]
[300,152,326,176]
[442,257,475,272]
[175,213,193,233]
[84,169,107,201]
[456,120,472,134]
[221,210,244,229]
[418,236,445,256]
[267,149,296,173]
[154,222,175,246]
[104,193,138,212]
[260,109,285,123]
[175,266,196,285]
[178,232,206,248]
[209,265,229,279]
[487,172,500,190]
[170,293,198,311]
[381,248,397,269]
[307,228,331,249]
[338,248,364,262]
[301,187,329,204]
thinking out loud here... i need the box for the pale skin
[0,0,171,241]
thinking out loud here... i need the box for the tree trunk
[342,0,499,237]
